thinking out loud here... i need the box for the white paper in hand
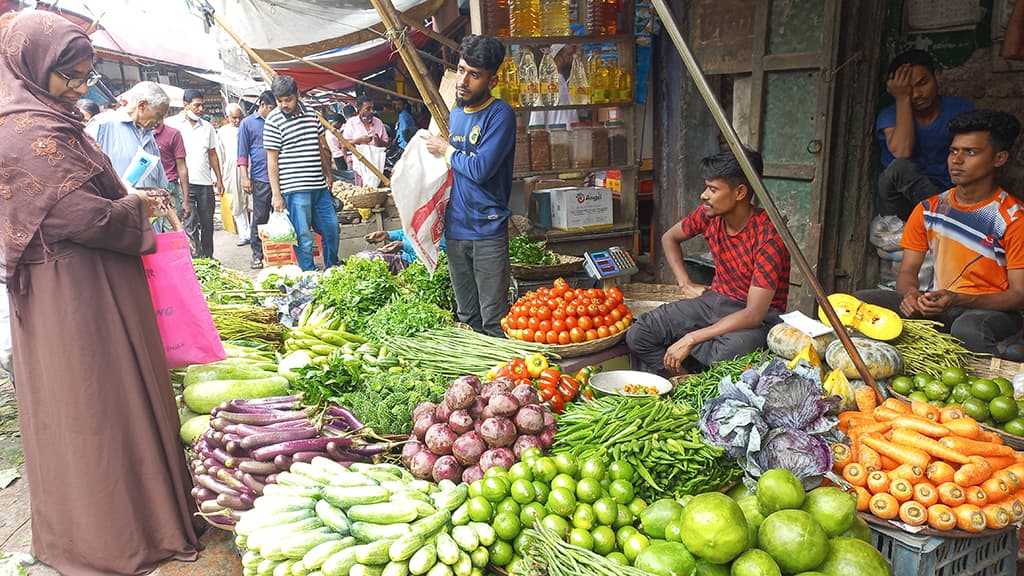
[779,310,834,338]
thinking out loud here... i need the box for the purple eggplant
[195,473,240,496]
[237,459,279,475]
[216,492,254,511]
[239,427,318,451]
[234,394,302,407]
[273,454,293,471]
[199,498,227,514]
[215,409,309,426]
[328,405,365,431]
[240,472,266,496]
[208,418,229,431]
[193,487,216,501]
[291,451,329,463]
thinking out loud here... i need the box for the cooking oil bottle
[496,53,520,103]
[484,0,510,37]
[585,0,617,34]
[617,66,632,102]
[538,47,560,106]
[606,61,621,102]
[518,49,541,107]
[568,52,590,105]
[590,57,610,104]
[509,0,541,37]
[540,0,571,36]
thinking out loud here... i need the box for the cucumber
[322,485,391,509]
[362,470,404,485]
[290,461,335,485]
[408,544,436,576]
[292,561,312,576]
[347,503,418,524]
[242,550,264,569]
[247,517,325,552]
[263,484,323,499]
[450,503,470,526]
[435,533,459,566]
[468,523,495,547]
[315,500,351,534]
[350,522,411,543]
[276,471,325,489]
[391,491,432,505]
[350,565,386,576]
[328,473,379,488]
[431,485,468,512]
[379,480,414,494]
[409,510,450,539]
[282,531,342,559]
[425,562,453,576]
[253,495,319,512]
[301,537,355,571]
[449,526,478,552]
[452,553,472,576]
[382,561,410,576]
[388,531,427,563]
[409,480,434,494]
[354,540,394,565]
[469,548,488,569]
[369,463,407,477]
[320,547,359,576]
[311,456,350,477]
[274,560,297,576]
[237,509,315,536]
[257,558,278,576]
[183,375,290,414]
[236,533,249,549]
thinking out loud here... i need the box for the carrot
[942,417,981,439]
[855,386,877,413]
[890,463,926,484]
[913,482,939,507]
[866,470,891,494]
[890,415,950,438]
[981,455,1017,470]
[848,421,892,437]
[899,500,928,526]
[964,485,988,507]
[857,444,882,472]
[853,486,871,512]
[954,460,1002,489]
[872,406,904,422]
[982,503,1010,529]
[982,476,1011,503]
[977,430,1004,445]
[889,478,915,502]
[831,442,853,473]
[842,462,868,487]
[869,492,900,519]
[1005,464,1024,481]
[938,406,965,423]
[939,436,1014,458]
[953,504,987,532]
[910,399,940,421]
[925,461,956,485]
[997,468,1023,490]
[882,398,910,414]
[889,428,969,464]
[838,412,876,433]
[1006,495,1024,522]
[860,435,931,469]
[927,503,956,531]
[938,482,967,507]
[880,455,900,470]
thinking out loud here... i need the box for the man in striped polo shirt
[264,75,339,270]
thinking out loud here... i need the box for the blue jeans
[284,188,340,271]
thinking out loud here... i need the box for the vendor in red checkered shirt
[627,149,791,375]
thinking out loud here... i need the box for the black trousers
[249,180,272,261]
[184,184,215,258]
[877,158,945,221]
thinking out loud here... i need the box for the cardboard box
[548,187,613,231]
[263,241,297,266]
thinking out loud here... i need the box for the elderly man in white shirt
[218,103,249,245]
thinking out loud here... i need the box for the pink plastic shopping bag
[141,231,225,368]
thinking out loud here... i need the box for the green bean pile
[552,396,741,501]
[892,319,982,377]
[383,327,556,379]
[519,524,653,576]
[670,349,772,410]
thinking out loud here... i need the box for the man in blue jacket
[424,35,516,337]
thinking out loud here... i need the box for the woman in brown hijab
[0,11,201,575]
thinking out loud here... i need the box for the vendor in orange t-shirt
[856,109,1024,355]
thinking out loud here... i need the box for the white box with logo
[547,187,614,231]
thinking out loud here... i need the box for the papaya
[818,293,903,341]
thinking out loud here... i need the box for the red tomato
[557,331,571,345]
[521,328,535,342]
[607,323,620,335]
[569,327,585,343]
[597,304,609,315]
[585,329,598,341]
[610,308,623,322]
[565,304,576,317]
[516,316,528,329]
[538,320,552,333]
[527,317,540,331]
[614,320,627,332]
[565,316,578,329]
[592,315,605,328]
[537,306,552,321]
[578,315,594,331]
[546,330,559,345]
[597,326,610,339]
[552,307,566,321]
[552,319,566,333]
[563,289,576,300]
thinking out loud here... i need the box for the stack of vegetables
[555,396,741,501]
[208,305,286,349]
[235,459,493,576]
[836,394,1024,533]
[383,328,553,380]
[508,234,558,266]
[190,395,387,530]
[194,258,259,305]
[501,280,633,345]
[699,358,840,489]
[485,356,593,413]
[180,352,290,435]
[403,375,557,485]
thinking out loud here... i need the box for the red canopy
[273,32,430,92]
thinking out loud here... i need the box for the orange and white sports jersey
[901,188,1024,295]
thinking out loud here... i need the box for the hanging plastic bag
[220,193,236,234]
[352,144,387,188]
[389,129,453,273]
[259,211,298,245]
[141,231,226,368]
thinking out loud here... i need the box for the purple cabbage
[699,374,767,459]
[748,428,833,490]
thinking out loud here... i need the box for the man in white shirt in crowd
[218,103,250,245]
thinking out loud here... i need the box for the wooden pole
[396,13,460,51]
[272,48,423,104]
[207,10,389,186]
[649,0,883,399]
[369,0,450,138]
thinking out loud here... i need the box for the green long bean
[384,327,557,379]
[520,524,653,576]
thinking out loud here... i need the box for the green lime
[608,479,635,505]
[546,487,577,517]
[481,476,510,503]
[962,397,991,421]
[497,497,521,518]
[513,532,531,555]
[694,559,731,576]
[971,379,1001,401]
[532,457,558,483]
[731,549,782,576]
[756,469,806,515]
[912,373,933,389]
[941,367,967,386]
[551,473,577,493]
[635,541,696,576]
[519,447,543,462]
[622,533,650,563]
[572,503,596,530]
[1016,399,1024,413]
[995,377,1014,397]
[553,453,580,477]
[908,391,929,403]
[679,492,749,565]
[485,466,509,480]
[608,460,636,482]
[613,503,635,529]
[990,396,1019,424]
[757,509,829,573]
[1003,417,1024,437]
[664,518,684,542]
[924,380,951,401]
[540,514,570,539]
[891,376,915,396]
[952,383,973,403]
[508,461,534,482]
[593,497,618,525]
[568,527,595,550]
[488,539,514,566]
[468,496,494,522]
[491,511,521,541]
[628,497,649,517]
[532,481,550,504]
[469,479,483,498]
[575,477,603,504]
[591,525,617,555]
[510,478,536,504]
[520,502,546,528]
[615,525,639,549]
[606,552,629,566]
[579,457,607,480]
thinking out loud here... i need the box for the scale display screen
[584,247,638,279]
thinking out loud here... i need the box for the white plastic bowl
[590,370,673,397]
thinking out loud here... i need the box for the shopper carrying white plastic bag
[352,144,387,189]
[389,129,453,273]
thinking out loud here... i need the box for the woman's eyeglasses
[55,69,101,89]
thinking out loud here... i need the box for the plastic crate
[870,522,1018,576]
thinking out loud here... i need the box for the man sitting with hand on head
[626,148,790,375]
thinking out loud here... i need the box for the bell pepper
[514,377,533,388]
[574,366,594,387]
[525,353,549,378]
[486,363,504,381]
[538,367,562,387]
[497,358,528,380]
[558,375,581,400]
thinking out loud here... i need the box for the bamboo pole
[397,13,460,51]
[369,0,450,138]
[272,48,423,104]
[649,0,882,400]
[206,9,389,186]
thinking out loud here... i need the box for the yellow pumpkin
[766,322,836,360]
[823,369,855,412]
[825,337,903,380]
[817,293,903,341]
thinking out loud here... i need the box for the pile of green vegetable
[288,341,403,407]
[193,258,258,304]
[670,349,772,411]
[209,304,286,348]
[364,298,453,343]
[314,259,401,335]
[891,319,981,377]
[509,234,558,266]
[384,327,555,379]
[553,396,741,501]
[397,252,456,311]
